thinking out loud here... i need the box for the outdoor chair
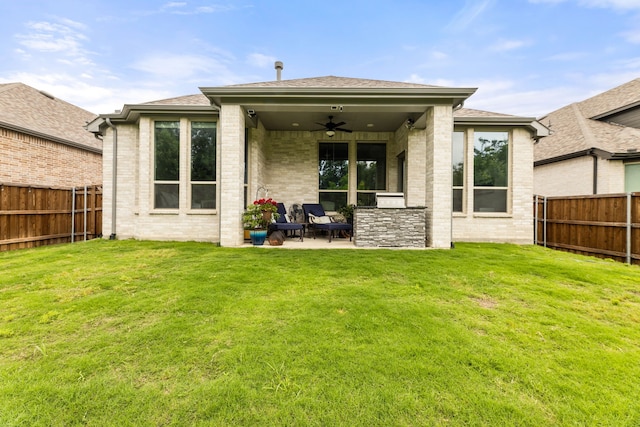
[269,203,304,241]
[302,203,352,243]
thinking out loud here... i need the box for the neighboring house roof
[0,82,101,153]
[535,79,640,164]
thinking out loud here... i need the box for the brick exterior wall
[101,108,537,247]
[354,207,427,247]
[102,117,220,243]
[1,127,102,187]
[534,155,626,197]
[452,127,534,244]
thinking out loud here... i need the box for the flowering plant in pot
[242,198,280,245]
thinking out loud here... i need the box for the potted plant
[338,204,355,225]
[242,198,280,245]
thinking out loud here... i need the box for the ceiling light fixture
[326,130,336,138]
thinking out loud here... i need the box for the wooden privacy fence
[534,193,640,265]
[0,184,102,251]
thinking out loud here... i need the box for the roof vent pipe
[275,61,283,81]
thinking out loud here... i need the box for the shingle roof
[142,93,210,106]
[454,107,517,118]
[535,80,640,162]
[225,75,441,89]
[0,83,101,152]
[578,78,640,119]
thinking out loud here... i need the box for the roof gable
[0,83,101,152]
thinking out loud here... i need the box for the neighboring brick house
[87,70,546,248]
[0,83,102,188]
[534,79,640,197]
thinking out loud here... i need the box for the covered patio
[201,75,476,249]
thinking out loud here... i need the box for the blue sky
[1,0,639,117]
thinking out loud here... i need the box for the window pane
[191,122,216,181]
[191,184,216,209]
[155,121,180,181]
[357,143,386,191]
[155,184,179,209]
[452,132,464,186]
[474,189,506,212]
[474,132,508,187]
[319,143,348,190]
[625,164,640,192]
[357,192,376,207]
[453,189,463,212]
[319,192,347,212]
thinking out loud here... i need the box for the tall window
[190,122,216,209]
[357,143,386,206]
[452,131,465,212]
[154,121,180,209]
[473,131,508,212]
[319,142,348,211]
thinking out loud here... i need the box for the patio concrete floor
[243,235,356,249]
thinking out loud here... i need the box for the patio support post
[425,105,454,249]
[219,105,246,247]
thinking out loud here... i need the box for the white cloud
[130,53,227,80]
[545,51,588,61]
[529,0,640,9]
[621,28,640,43]
[15,19,93,66]
[448,0,495,30]
[489,39,531,52]
[247,53,277,68]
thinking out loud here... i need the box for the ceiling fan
[315,116,352,137]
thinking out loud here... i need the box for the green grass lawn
[1,240,639,426]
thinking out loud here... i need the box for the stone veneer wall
[354,207,427,248]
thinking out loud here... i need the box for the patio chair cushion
[309,213,332,224]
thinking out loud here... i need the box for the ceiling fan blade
[334,121,346,127]
[315,122,328,127]
[335,127,353,133]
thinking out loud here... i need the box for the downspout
[589,149,598,194]
[105,118,117,239]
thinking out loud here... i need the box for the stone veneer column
[425,105,453,248]
[219,105,246,247]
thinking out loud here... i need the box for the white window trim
[150,117,218,215]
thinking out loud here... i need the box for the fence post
[534,195,539,245]
[84,185,88,241]
[71,187,76,243]
[627,192,632,265]
[543,196,548,248]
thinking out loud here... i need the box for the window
[625,163,640,192]
[190,122,216,209]
[473,131,508,212]
[357,143,386,206]
[154,121,180,209]
[319,142,348,211]
[452,131,465,212]
[153,119,217,211]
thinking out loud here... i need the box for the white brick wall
[101,107,536,247]
[453,127,534,244]
[534,155,626,197]
[103,117,220,243]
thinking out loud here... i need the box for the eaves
[1,120,102,155]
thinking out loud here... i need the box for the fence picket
[0,184,102,251]
[535,193,640,265]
